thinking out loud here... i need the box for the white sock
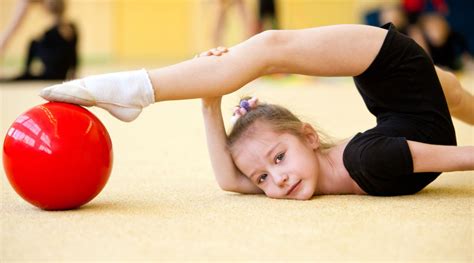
[39,69,155,122]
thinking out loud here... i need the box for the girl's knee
[257,29,290,51]
[252,29,290,74]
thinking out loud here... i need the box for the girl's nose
[273,173,289,186]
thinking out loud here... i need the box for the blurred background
[0,0,473,78]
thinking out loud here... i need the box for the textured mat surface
[1,76,472,261]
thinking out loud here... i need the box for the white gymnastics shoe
[40,69,155,122]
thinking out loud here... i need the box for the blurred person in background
[417,13,470,71]
[213,0,253,46]
[367,0,472,71]
[0,0,78,81]
[253,0,279,34]
[401,0,448,24]
[213,0,280,47]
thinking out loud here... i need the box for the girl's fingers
[196,47,229,58]
[211,49,222,56]
[217,46,228,52]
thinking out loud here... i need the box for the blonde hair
[227,98,334,151]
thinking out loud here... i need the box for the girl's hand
[195,46,228,58]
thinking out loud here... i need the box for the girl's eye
[257,174,268,184]
[275,152,285,164]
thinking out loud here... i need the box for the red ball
[3,102,113,210]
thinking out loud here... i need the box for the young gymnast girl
[40,23,474,199]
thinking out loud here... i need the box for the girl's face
[231,121,321,200]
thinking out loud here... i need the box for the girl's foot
[40,69,155,122]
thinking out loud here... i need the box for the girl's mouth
[286,180,302,196]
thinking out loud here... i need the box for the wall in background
[0,0,398,64]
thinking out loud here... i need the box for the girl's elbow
[217,179,255,194]
[215,179,237,192]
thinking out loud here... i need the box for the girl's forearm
[455,146,474,171]
[201,99,262,194]
[408,141,474,172]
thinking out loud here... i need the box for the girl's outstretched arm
[407,141,474,172]
[201,97,263,194]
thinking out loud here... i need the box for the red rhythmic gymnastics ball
[3,102,113,210]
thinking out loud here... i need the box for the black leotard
[343,23,456,196]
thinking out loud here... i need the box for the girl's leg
[149,32,271,102]
[40,24,386,121]
[40,32,272,121]
[435,66,474,125]
[149,24,388,102]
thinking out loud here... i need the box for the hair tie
[240,100,251,112]
[230,97,259,125]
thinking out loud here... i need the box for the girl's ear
[301,123,320,150]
